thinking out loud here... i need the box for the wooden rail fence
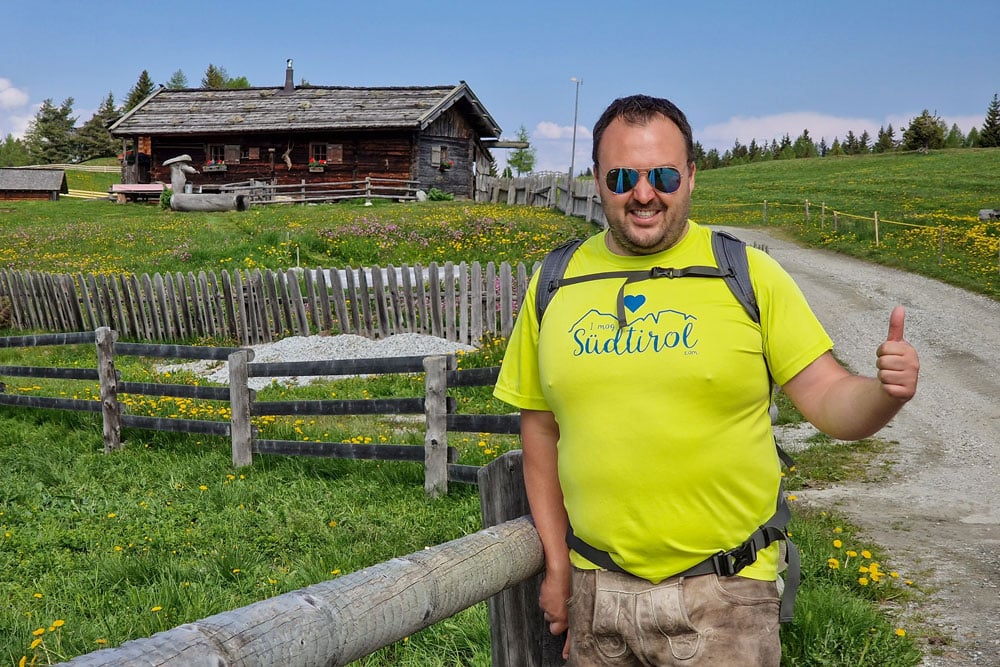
[0,330,564,665]
[0,261,530,346]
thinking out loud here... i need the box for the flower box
[203,164,227,173]
[308,166,325,173]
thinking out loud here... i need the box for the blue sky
[2,0,997,172]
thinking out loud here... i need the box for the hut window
[327,144,343,164]
[207,144,226,164]
[431,145,448,166]
[310,143,327,164]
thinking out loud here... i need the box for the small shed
[0,168,69,201]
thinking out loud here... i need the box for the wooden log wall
[0,262,530,346]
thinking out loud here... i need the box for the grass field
[5,149,993,664]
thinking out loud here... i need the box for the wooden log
[88,274,107,328]
[221,270,238,341]
[500,262,514,337]
[370,265,391,337]
[232,270,250,345]
[254,397,425,417]
[0,331,97,347]
[356,268,375,339]
[109,277,129,338]
[423,354,452,498]
[328,269,351,334]
[315,269,334,333]
[118,381,233,402]
[428,262,443,338]
[471,262,483,344]
[447,413,521,434]
[0,393,102,412]
[229,348,254,467]
[153,273,171,340]
[444,262,456,342]
[479,451,566,666]
[164,273,184,340]
[248,355,428,377]
[385,266,404,335]
[287,270,309,335]
[414,262,430,334]
[78,273,97,331]
[458,263,470,345]
[343,267,362,334]
[253,440,456,463]
[263,269,282,339]
[400,264,417,333]
[121,415,231,437]
[96,327,122,453]
[114,342,239,361]
[61,516,543,667]
[0,365,100,380]
[303,268,319,333]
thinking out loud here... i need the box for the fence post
[762,200,768,225]
[423,354,452,498]
[96,327,122,453]
[821,202,826,229]
[804,199,810,222]
[479,451,565,667]
[939,226,945,265]
[365,176,372,207]
[833,211,839,233]
[874,211,880,247]
[229,348,255,467]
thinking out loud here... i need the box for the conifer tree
[944,124,965,148]
[23,98,77,163]
[965,126,980,148]
[507,125,536,175]
[902,110,945,150]
[202,64,228,88]
[874,125,896,153]
[124,70,156,112]
[979,93,1000,148]
[76,91,120,161]
[0,133,31,166]
[167,69,189,89]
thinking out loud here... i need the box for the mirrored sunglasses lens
[650,167,681,193]
[606,168,640,194]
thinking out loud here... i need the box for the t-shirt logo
[567,293,699,356]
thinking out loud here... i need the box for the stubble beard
[606,199,691,256]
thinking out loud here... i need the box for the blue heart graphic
[623,294,646,313]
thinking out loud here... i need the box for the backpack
[532,228,800,622]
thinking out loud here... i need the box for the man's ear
[687,161,696,193]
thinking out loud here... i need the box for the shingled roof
[109,82,502,138]
[0,168,68,193]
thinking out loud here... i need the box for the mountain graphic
[568,308,697,332]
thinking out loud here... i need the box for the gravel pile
[160,333,477,390]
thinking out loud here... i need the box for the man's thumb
[887,306,906,342]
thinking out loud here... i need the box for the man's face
[594,115,696,256]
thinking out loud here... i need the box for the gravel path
[719,226,1000,666]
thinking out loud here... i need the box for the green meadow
[4,149,996,665]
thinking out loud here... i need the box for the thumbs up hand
[875,306,919,401]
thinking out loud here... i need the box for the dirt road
[720,226,1000,666]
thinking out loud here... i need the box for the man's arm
[782,306,919,440]
[521,408,571,641]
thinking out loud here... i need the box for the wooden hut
[0,168,68,201]
[108,62,502,199]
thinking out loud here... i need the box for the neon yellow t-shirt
[494,222,833,583]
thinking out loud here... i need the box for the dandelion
[858,577,869,586]
[30,639,42,649]
[895,628,906,637]
[32,627,45,636]
[833,539,842,548]
[827,558,840,569]
[151,606,163,613]
[861,550,872,559]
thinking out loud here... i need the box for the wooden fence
[0,329,564,665]
[220,176,421,205]
[475,172,608,227]
[0,261,529,346]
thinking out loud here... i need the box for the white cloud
[0,78,29,109]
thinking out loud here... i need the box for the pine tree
[965,127,980,148]
[167,69,189,89]
[874,125,896,153]
[76,92,120,161]
[0,133,31,166]
[944,124,965,148]
[23,98,78,164]
[507,125,536,175]
[902,110,946,150]
[202,64,228,88]
[124,70,156,112]
[829,138,845,156]
[979,94,1000,148]
[792,129,818,158]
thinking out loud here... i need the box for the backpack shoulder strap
[535,238,584,323]
[711,230,760,324]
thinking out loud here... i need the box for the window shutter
[225,144,241,164]
[431,145,441,166]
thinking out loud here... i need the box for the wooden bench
[110,183,165,203]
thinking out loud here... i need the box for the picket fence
[0,262,530,346]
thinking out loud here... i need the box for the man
[493,94,919,666]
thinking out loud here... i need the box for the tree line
[0,64,252,167]
[3,71,998,173]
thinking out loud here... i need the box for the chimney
[282,59,294,94]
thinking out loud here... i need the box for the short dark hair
[591,94,695,167]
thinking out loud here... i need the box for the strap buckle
[711,539,758,577]
[650,267,677,279]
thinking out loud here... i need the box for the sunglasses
[605,166,683,195]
